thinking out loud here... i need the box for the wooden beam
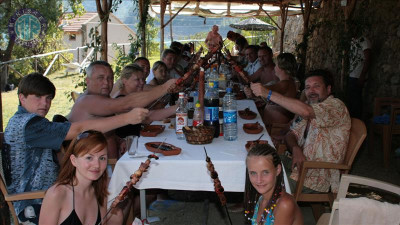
[169,3,173,42]
[162,1,190,29]
[160,0,166,54]
[165,0,298,3]
[139,0,147,57]
[279,0,289,53]
[258,3,281,30]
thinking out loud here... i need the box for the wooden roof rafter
[150,0,303,18]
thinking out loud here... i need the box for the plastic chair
[0,132,46,225]
[294,118,367,219]
[368,97,400,168]
[316,174,400,225]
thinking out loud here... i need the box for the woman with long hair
[39,130,122,225]
[244,144,303,225]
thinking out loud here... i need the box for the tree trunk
[95,0,111,62]
[101,17,108,61]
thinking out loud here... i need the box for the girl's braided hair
[244,143,284,224]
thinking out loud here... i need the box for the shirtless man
[249,46,279,85]
[69,61,176,158]
[205,25,223,51]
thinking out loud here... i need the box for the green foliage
[0,0,73,85]
[112,34,140,79]
[145,16,159,57]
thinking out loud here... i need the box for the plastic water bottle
[223,88,237,141]
[209,67,219,89]
[176,92,187,140]
[193,101,203,127]
[204,82,220,137]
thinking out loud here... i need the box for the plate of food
[145,142,182,156]
[245,140,269,152]
[140,125,165,137]
[243,122,263,134]
[238,108,257,120]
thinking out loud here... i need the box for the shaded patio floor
[144,138,400,225]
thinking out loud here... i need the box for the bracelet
[267,90,272,101]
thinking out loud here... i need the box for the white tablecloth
[108,100,290,207]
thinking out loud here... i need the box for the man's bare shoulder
[70,93,113,121]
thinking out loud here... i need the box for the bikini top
[59,186,101,225]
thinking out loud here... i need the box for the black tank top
[59,186,101,225]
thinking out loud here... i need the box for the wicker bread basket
[183,126,215,144]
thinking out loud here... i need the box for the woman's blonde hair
[120,64,144,80]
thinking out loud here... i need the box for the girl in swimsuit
[244,144,303,225]
[39,130,123,225]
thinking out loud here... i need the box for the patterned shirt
[244,58,262,76]
[290,96,351,192]
[4,106,70,214]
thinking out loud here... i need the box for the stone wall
[274,0,400,119]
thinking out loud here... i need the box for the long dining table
[108,99,291,220]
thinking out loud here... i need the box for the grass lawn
[2,70,83,130]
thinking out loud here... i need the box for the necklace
[246,192,281,225]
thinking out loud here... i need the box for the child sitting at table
[39,130,123,225]
[244,144,303,225]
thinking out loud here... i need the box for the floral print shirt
[290,96,351,192]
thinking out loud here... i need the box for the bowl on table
[243,122,263,134]
[238,108,257,120]
[145,142,182,156]
[140,125,165,137]
[245,140,269,152]
[183,126,215,145]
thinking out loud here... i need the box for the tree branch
[95,0,104,18]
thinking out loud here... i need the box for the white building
[61,12,136,63]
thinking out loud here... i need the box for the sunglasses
[76,130,102,142]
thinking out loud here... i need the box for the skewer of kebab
[223,48,268,103]
[223,47,251,85]
[203,147,233,225]
[149,47,219,109]
[148,47,220,111]
[97,154,159,225]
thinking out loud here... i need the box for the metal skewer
[203,147,233,225]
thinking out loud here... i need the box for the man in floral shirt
[251,69,351,192]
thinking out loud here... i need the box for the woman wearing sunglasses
[39,130,122,225]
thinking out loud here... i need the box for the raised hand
[250,82,268,98]
[127,108,149,124]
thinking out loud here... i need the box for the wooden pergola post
[0,90,2,132]
[160,0,166,55]
[169,3,174,42]
[139,0,147,57]
[279,1,289,53]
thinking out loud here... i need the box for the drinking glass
[126,135,139,156]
